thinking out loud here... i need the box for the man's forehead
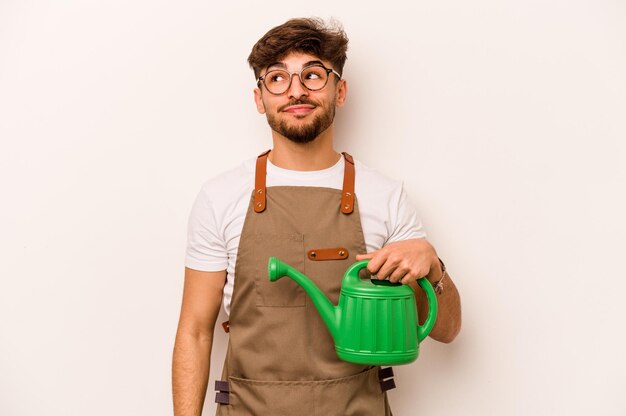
[266,52,329,70]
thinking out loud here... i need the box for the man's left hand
[355,238,440,285]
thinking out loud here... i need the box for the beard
[266,98,336,144]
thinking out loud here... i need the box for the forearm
[172,332,213,416]
[412,268,462,343]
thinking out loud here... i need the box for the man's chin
[276,117,318,133]
[290,114,312,121]
[276,128,319,144]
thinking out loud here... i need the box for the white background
[1,1,625,415]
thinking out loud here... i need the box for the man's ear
[335,79,347,107]
[254,88,266,114]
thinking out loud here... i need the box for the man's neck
[269,126,340,171]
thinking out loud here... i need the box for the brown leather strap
[307,248,349,261]
[254,150,271,213]
[341,152,355,214]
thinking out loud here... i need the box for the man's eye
[305,72,321,80]
[268,73,286,83]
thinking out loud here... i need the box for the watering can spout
[268,257,340,340]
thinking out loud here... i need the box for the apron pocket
[252,232,306,307]
[225,367,386,416]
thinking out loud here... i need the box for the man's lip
[283,104,316,113]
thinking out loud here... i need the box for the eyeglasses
[257,64,342,95]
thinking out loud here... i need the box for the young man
[172,18,461,416]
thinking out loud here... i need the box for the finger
[376,259,399,280]
[400,265,430,285]
[375,252,403,280]
[365,252,387,275]
[400,270,419,285]
[355,252,375,261]
[389,265,410,283]
[400,275,413,285]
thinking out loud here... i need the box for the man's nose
[287,73,309,99]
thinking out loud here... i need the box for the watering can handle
[416,278,438,342]
[342,260,402,286]
[344,260,438,342]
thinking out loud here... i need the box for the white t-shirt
[185,154,427,315]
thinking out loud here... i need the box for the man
[172,17,461,416]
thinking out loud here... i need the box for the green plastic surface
[268,257,438,366]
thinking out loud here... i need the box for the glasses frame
[256,64,342,95]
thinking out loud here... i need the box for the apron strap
[341,152,355,214]
[254,150,271,213]
[253,150,355,214]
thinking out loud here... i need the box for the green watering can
[268,257,438,366]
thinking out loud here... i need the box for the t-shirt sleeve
[386,183,427,243]
[184,183,229,272]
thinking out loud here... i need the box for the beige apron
[215,151,395,416]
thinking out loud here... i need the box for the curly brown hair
[248,17,349,79]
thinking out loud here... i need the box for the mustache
[278,98,319,112]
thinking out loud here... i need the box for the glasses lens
[263,70,290,94]
[301,66,328,91]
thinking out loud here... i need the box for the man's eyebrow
[266,62,287,70]
[303,60,324,67]
[265,60,326,71]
